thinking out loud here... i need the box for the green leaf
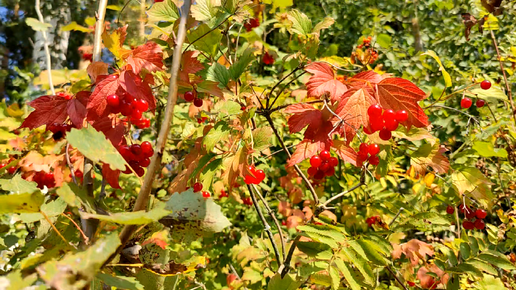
[203,122,231,152]
[263,0,293,10]
[469,236,480,256]
[452,167,494,207]
[0,174,38,194]
[96,273,144,290]
[25,17,52,32]
[376,34,392,49]
[161,188,231,237]
[66,127,127,171]
[0,191,44,214]
[0,270,38,290]
[191,0,221,22]
[80,203,171,225]
[229,48,256,80]
[297,241,331,256]
[56,182,95,212]
[37,234,121,289]
[250,127,273,152]
[460,242,471,260]
[217,100,242,115]
[334,259,361,290]
[200,158,223,190]
[469,259,498,275]
[421,50,452,87]
[341,247,375,285]
[478,253,516,270]
[61,21,91,32]
[191,153,217,180]
[287,10,312,36]
[475,275,505,290]
[466,86,507,101]
[448,262,483,277]
[329,266,340,290]
[18,198,67,223]
[147,0,179,22]
[312,17,335,35]
[187,24,222,57]
[207,63,230,88]
[268,273,302,290]
[296,225,345,248]
[473,141,508,158]
[353,239,387,265]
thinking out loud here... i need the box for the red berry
[465,208,476,220]
[368,155,379,165]
[319,161,330,172]
[135,166,145,177]
[474,219,485,230]
[131,109,143,120]
[120,101,134,116]
[382,109,395,122]
[329,157,339,167]
[325,166,335,176]
[475,209,487,219]
[131,144,142,156]
[446,205,454,214]
[310,155,322,168]
[367,104,382,118]
[368,144,380,156]
[263,52,274,65]
[379,129,392,141]
[134,99,149,112]
[119,145,132,159]
[319,150,331,161]
[140,158,151,167]
[0,163,6,170]
[241,106,246,111]
[202,191,211,198]
[193,98,203,107]
[314,170,325,180]
[476,99,486,108]
[7,166,16,175]
[461,97,472,109]
[75,170,83,179]
[141,141,154,158]
[184,91,195,102]
[136,118,151,129]
[359,143,369,154]
[369,116,384,132]
[107,94,120,107]
[480,80,491,90]
[463,220,475,230]
[193,182,203,192]
[395,110,408,122]
[384,118,399,131]
[254,169,265,183]
[307,167,318,176]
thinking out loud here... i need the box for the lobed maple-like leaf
[305,62,348,102]
[410,142,449,175]
[20,95,69,129]
[335,84,376,143]
[66,91,90,129]
[285,103,322,133]
[332,140,358,167]
[179,50,204,83]
[126,42,164,75]
[102,163,121,189]
[86,75,120,121]
[119,70,156,112]
[287,139,321,167]
[102,25,130,59]
[91,115,126,147]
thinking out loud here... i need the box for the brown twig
[65,143,77,185]
[267,66,302,109]
[61,213,89,244]
[490,30,516,126]
[279,235,302,277]
[319,181,364,210]
[115,0,192,260]
[41,210,74,248]
[385,265,408,290]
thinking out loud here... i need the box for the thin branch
[385,265,408,290]
[428,104,480,124]
[269,71,307,110]
[319,181,363,209]
[61,213,89,244]
[388,207,404,227]
[246,184,282,269]
[264,114,319,205]
[41,210,74,248]
[115,0,192,261]
[251,184,286,260]
[65,143,77,185]
[267,99,323,113]
[184,15,232,52]
[490,30,516,126]
[35,0,55,95]
[279,235,302,277]
[266,67,301,109]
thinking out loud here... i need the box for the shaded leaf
[451,167,494,207]
[147,0,180,22]
[96,273,144,290]
[81,203,171,225]
[410,142,450,175]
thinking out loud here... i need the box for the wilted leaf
[410,142,449,175]
[451,167,494,207]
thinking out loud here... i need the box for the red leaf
[285,103,322,133]
[87,61,109,83]
[332,140,358,167]
[126,42,164,75]
[87,75,120,120]
[197,80,224,98]
[20,95,69,129]
[305,62,348,102]
[91,115,126,147]
[179,51,204,83]
[347,70,383,86]
[377,78,429,129]
[119,70,156,111]
[335,84,376,142]
[142,230,169,250]
[102,163,121,189]
[67,99,87,129]
[287,139,321,167]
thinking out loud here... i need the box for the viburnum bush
[1,0,516,289]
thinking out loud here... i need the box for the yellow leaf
[6,103,24,117]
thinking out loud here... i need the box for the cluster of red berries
[357,142,381,166]
[460,80,490,109]
[197,116,208,124]
[242,196,253,206]
[307,150,338,180]
[184,90,204,107]
[446,204,487,230]
[244,18,260,32]
[357,36,372,49]
[117,141,154,177]
[56,92,72,100]
[366,215,381,227]
[31,171,56,189]
[244,165,265,185]
[219,189,229,199]
[106,91,151,129]
[0,160,17,175]
[365,104,408,141]
[263,52,274,65]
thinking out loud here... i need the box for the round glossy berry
[184,91,195,102]
[319,150,331,161]
[141,141,154,158]
[313,170,325,180]
[75,170,83,179]
[446,205,454,215]
[382,109,396,122]
[475,209,487,219]
[193,182,203,192]
[120,102,134,116]
[465,208,476,220]
[461,97,472,109]
[368,155,380,166]
[329,157,339,167]
[7,166,16,175]
[474,219,485,230]
[135,166,145,177]
[202,191,211,198]
[359,143,369,154]
[134,99,149,112]
[395,110,408,122]
[369,116,384,132]
[367,104,382,118]
[131,109,143,120]
[325,167,335,176]
[463,220,475,230]
[480,80,491,90]
[384,118,399,131]
[319,161,330,172]
[307,167,318,176]
[107,94,120,107]
[140,158,151,167]
[131,144,142,156]
[476,99,486,108]
[310,155,322,168]
[193,98,203,107]
[368,143,380,156]
[379,129,392,141]
[137,118,151,129]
